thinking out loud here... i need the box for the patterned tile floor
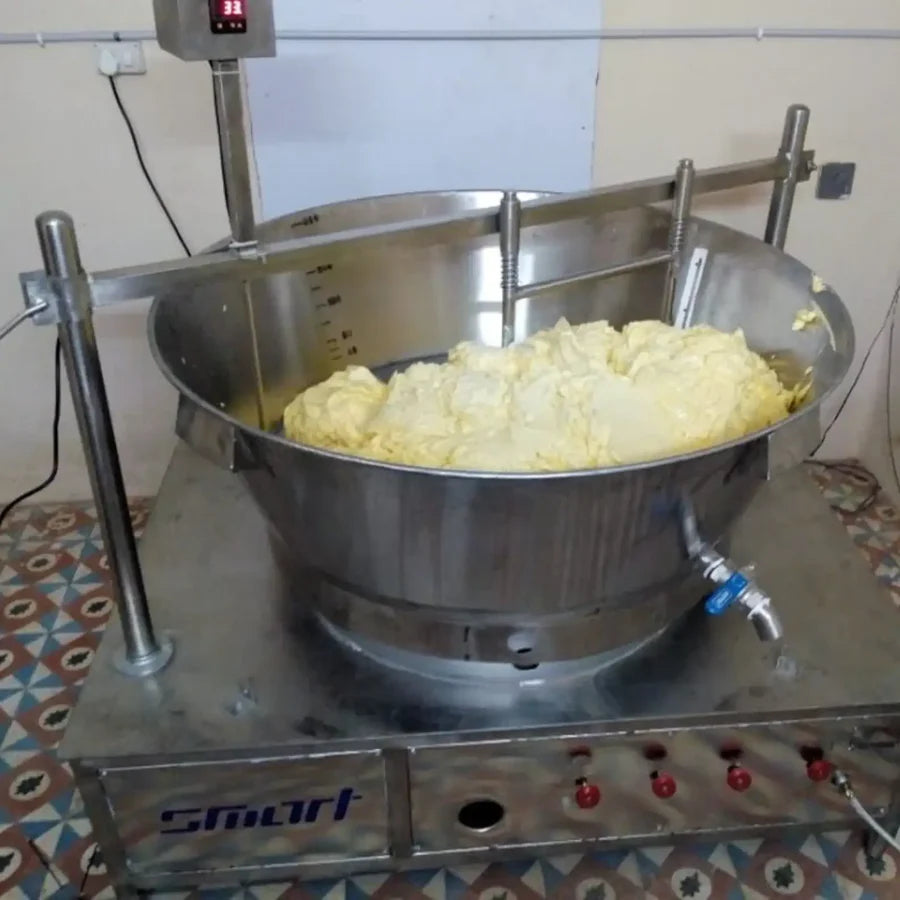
[0,465,899,899]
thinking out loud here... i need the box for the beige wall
[0,2,224,502]
[2,0,900,501]
[597,0,900,494]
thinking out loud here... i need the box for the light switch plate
[817,162,856,200]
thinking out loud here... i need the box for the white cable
[0,304,47,343]
[848,792,900,853]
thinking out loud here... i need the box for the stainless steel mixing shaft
[497,104,810,343]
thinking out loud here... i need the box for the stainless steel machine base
[61,446,900,895]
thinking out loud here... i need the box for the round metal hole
[719,744,743,762]
[643,743,668,762]
[507,632,536,654]
[457,798,505,832]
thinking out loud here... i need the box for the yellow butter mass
[282,319,794,471]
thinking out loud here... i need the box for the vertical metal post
[211,58,268,427]
[499,190,521,347]
[764,104,810,249]
[211,59,257,247]
[36,212,173,677]
[662,158,695,324]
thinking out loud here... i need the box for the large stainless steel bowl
[148,191,853,665]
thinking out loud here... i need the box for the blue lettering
[334,787,362,821]
[242,808,259,828]
[281,800,305,824]
[160,807,202,834]
[160,788,362,835]
[260,804,285,826]
[304,798,332,822]
[204,805,247,831]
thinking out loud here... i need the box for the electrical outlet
[95,42,147,76]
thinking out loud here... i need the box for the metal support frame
[211,59,257,248]
[18,105,816,681]
[499,157,697,338]
[35,212,173,676]
[210,58,268,426]
[765,104,811,249]
[20,143,815,319]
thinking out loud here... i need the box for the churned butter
[283,319,795,471]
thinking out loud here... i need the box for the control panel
[153,0,275,61]
[408,718,900,852]
[85,715,899,890]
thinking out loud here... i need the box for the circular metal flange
[318,612,668,684]
[308,574,700,666]
[113,634,175,677]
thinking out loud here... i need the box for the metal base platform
[62,446,900,895]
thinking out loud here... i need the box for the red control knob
[574,782,602,809]
[651,772,678,799]
[806,758,833,782]
[727,765,752,792]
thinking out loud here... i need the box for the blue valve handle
[705,572,748,615]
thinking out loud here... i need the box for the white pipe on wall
[3,27,900,46]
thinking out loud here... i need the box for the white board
[245,0,602,218]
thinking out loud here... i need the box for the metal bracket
[20,271,81,325]
[175,395,258,472]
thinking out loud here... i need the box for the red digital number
[211,0,247,33]
[217,0,245,19]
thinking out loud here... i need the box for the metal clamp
[19,270,95,326]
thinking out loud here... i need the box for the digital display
[210,0,247,33]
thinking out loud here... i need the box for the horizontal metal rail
[514,251,672,301]
[21,151,813,315]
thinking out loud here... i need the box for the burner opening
[457,798,506,832]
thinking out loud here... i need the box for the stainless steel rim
[146,207,853,482]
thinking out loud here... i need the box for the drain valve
[682,504,784,641]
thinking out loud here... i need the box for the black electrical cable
[804,278,900,515]
[805,458,880,514]
[0,339,62,532]
[107,75,193,257]
[0,78,194,535]
[886,281,900,498]
[810,283,899,457]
